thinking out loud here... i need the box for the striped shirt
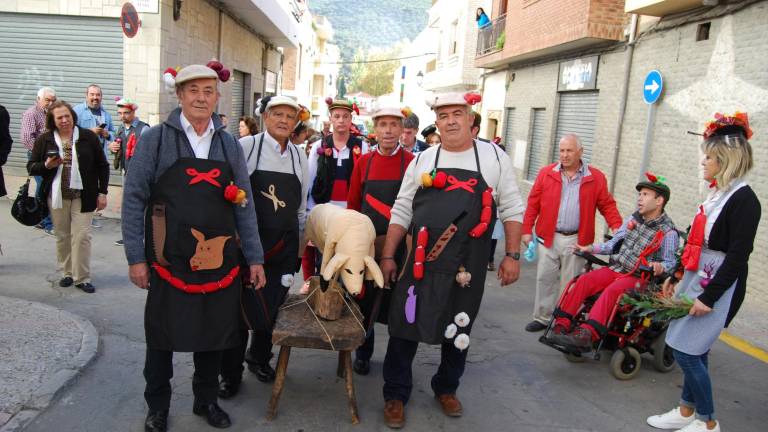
[21,105,46,150]
[555,161,588,232]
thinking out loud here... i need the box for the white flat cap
[428,92,482,110]
[264,95,300,112]
[175,64,218,86]
[371,107,405,119]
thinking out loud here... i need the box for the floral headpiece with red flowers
[162,67,179,93]
[400,106,413,118]
[702,112,753,140]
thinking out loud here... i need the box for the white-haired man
[521,134,622,333]
[218,96,309,397]
[21,87,57,234]
[122,63,267,431]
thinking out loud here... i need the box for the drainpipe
[608,13,638,194]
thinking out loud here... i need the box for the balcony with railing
[476,14,506,57]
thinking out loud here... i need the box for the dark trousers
[220,328,273,382]
[355,327,375,362]
[489,239,498,263]
[143,348,222,411]
[382,336,468,404]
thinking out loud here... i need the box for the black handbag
[11,178,48,226]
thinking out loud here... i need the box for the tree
[347,44,404,97]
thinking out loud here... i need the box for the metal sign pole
[639,102,657,180]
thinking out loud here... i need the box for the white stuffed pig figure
[305,204,384,295]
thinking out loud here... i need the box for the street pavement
[0,196,766,432]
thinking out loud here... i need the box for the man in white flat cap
[122,62,267,432]
[346,106,415,376]
[218,95,309,396]
[378,92,525,428]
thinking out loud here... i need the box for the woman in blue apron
[647,114,761,432]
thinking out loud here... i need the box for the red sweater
[522,163,622,248]
[347,149,414,211]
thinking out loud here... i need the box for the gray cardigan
[121,108,264,266]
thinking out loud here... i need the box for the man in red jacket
[521,134,622,332]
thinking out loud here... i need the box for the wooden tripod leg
[342,350,360,424]
[337,350,345,378]
[266,345,291,421]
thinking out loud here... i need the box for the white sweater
[390,140,525,229]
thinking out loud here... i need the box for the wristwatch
[505,251,520,261]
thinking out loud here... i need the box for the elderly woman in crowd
[238,116,259,138]
[647,113,761,432]
[28,101,109,293]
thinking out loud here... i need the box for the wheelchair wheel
[610,347,641,380]
[564,352,586,363]
[651,331,676,372]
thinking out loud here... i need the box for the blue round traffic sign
[643,70,663,104]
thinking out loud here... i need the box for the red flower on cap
[352,103,360,116]
[325,97,333,106]
[463,92,482,106]
[206,59,231,82]
[163,67,178,77]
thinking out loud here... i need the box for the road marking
[719,331,768,363]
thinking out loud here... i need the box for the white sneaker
[647,407,696,429]
[676,419,720,432]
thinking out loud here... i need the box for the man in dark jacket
[0,104,11,198]
[122,63,267,432]
[109,97,149,246]
[109,97,150,173]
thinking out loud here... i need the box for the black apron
[144,127,241,352]
[355,149,407,327]
[388,143,496,345]
[241,134,302,332]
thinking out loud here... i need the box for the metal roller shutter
[230,71,244,137]
[526,108,547,181]
[551,91,599,163]
[0,13,124,175]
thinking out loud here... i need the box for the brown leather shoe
[435,393,463,417]
[384,399,405,429]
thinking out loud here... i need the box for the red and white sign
[120,2,141,38]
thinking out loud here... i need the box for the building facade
[0,0,299,173]
[475,0,768,346]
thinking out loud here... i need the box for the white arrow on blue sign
[643,70,663,104]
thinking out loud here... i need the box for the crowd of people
[0,59,760,432]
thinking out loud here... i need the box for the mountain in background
[308,0,431,59]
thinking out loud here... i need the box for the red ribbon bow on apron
[186,168,222,187]
[445,176,478,193]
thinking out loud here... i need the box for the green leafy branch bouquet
[621,291,694,323]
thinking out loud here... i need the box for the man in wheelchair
[547,173,678,351]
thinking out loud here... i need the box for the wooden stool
[267,294,365,424]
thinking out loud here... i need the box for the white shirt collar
[377,143,401,156]
[180,113,215,138]
[264,130,290,158]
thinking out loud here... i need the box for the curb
[0,300,99,432]
[719,331,768,364]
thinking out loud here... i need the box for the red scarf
[681,205,706,271]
